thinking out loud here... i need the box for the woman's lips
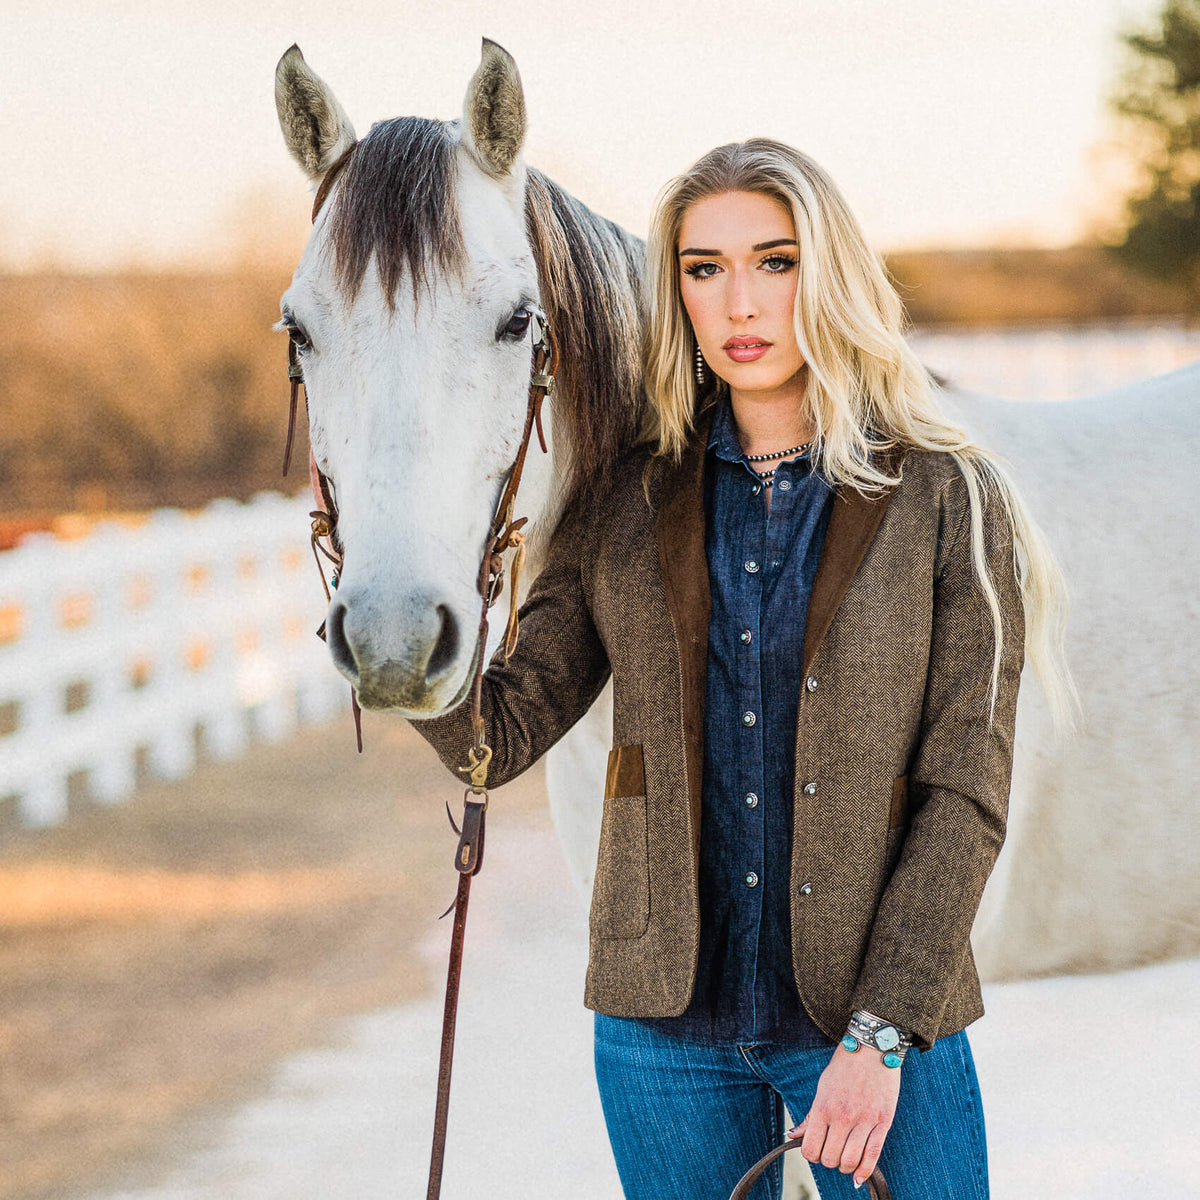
[724,341,771,363]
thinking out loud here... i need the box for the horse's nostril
[325,598,359,681]
[425,604,459,684]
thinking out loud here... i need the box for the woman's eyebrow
[678,238,798,256]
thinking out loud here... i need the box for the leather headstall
[281,141,556,746]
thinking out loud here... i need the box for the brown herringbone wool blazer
[412,402,1025,1053]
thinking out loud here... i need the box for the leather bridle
[282,142,558,1200]
[283,146,891,1200]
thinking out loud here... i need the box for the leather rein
[283,144,891,1200]
[282,142,558,1200]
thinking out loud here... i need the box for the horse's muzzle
[324,591,468,714]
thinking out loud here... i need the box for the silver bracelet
[840,1008,914,1067]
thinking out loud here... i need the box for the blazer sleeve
[407,497,612,789]
[850,465,1026,1051]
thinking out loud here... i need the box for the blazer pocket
[591,745,650,939]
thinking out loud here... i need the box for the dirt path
[5,713,1198,1200]
[0,711,548,1200]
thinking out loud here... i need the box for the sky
[1,0,1165,271]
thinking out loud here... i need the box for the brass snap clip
[458,743,492,799]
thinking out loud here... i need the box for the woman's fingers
[818,1119,848,1170]
[856,1122,890,1186]
[839,1121,872,1177]
[799,1115,829,1165]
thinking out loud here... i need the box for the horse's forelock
[324,125,647,504]
[326,116,466,311]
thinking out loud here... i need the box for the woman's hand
[785,1042,901,1189]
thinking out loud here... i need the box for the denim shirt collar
[706,394,746,464]
[705,394,822,470]
[705,395,884,474]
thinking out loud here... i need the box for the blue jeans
[593,1013,989,1200]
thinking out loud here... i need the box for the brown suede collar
[655,404,905,845]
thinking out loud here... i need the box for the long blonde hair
[643,138,1077,731]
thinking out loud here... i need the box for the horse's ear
[274,44,358,185]
[460,37,526,180]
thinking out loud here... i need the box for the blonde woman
[413,137,1071,1199]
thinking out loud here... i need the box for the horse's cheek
[309,450,324,511]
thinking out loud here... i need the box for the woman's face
[677,189,805,396]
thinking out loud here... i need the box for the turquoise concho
[841,1034,859,1052]
[875,1025,901,1051]
[882,1051,902,1068]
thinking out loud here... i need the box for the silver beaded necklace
[744,441,812,462]
[746,441,813,487]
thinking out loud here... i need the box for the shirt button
[743,792,759,808]
[751,483,762,495]
[799,881,813,895]
[740,629,752,645]
[741,710,756,727]
[744,871,759,888]
[803,782,817,795]
[778,479,791,491]
[744,560,760,574]
[805,675,818,692]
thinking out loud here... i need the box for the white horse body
[277,40,1199,987]
[950,371,1200,979]
[544,367,1200,983]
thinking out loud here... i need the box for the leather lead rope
[426,310,556,1200]
[727,1139,891,1200]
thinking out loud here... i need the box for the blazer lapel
[801,445,907,677]
[655,404,716,852]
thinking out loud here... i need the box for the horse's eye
[504,308,532,340]
[287,323,312,353]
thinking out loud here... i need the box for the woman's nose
[727,270,757,322]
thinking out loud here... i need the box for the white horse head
[274,40,646,716]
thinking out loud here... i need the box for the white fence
[0,493,346,827]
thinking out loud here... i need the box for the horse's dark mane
[326,117,467,310]
[324,117,648,505]
[523,167,648,505]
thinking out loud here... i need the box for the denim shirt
[634,396,837,1046]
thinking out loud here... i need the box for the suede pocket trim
[890,774,910,830]
[605,743,646,799]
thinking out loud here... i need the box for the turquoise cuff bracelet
[843,1009,914,1067]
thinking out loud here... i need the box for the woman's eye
[504,308,532,339]
[762,254,797,273]
[682,257,795,279]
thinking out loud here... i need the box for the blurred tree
[1109,0,1200,307]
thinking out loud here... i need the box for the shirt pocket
[590,743,650,939]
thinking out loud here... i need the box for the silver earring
[695,342,705,386]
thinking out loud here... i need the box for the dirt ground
[0,712,548,1200]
